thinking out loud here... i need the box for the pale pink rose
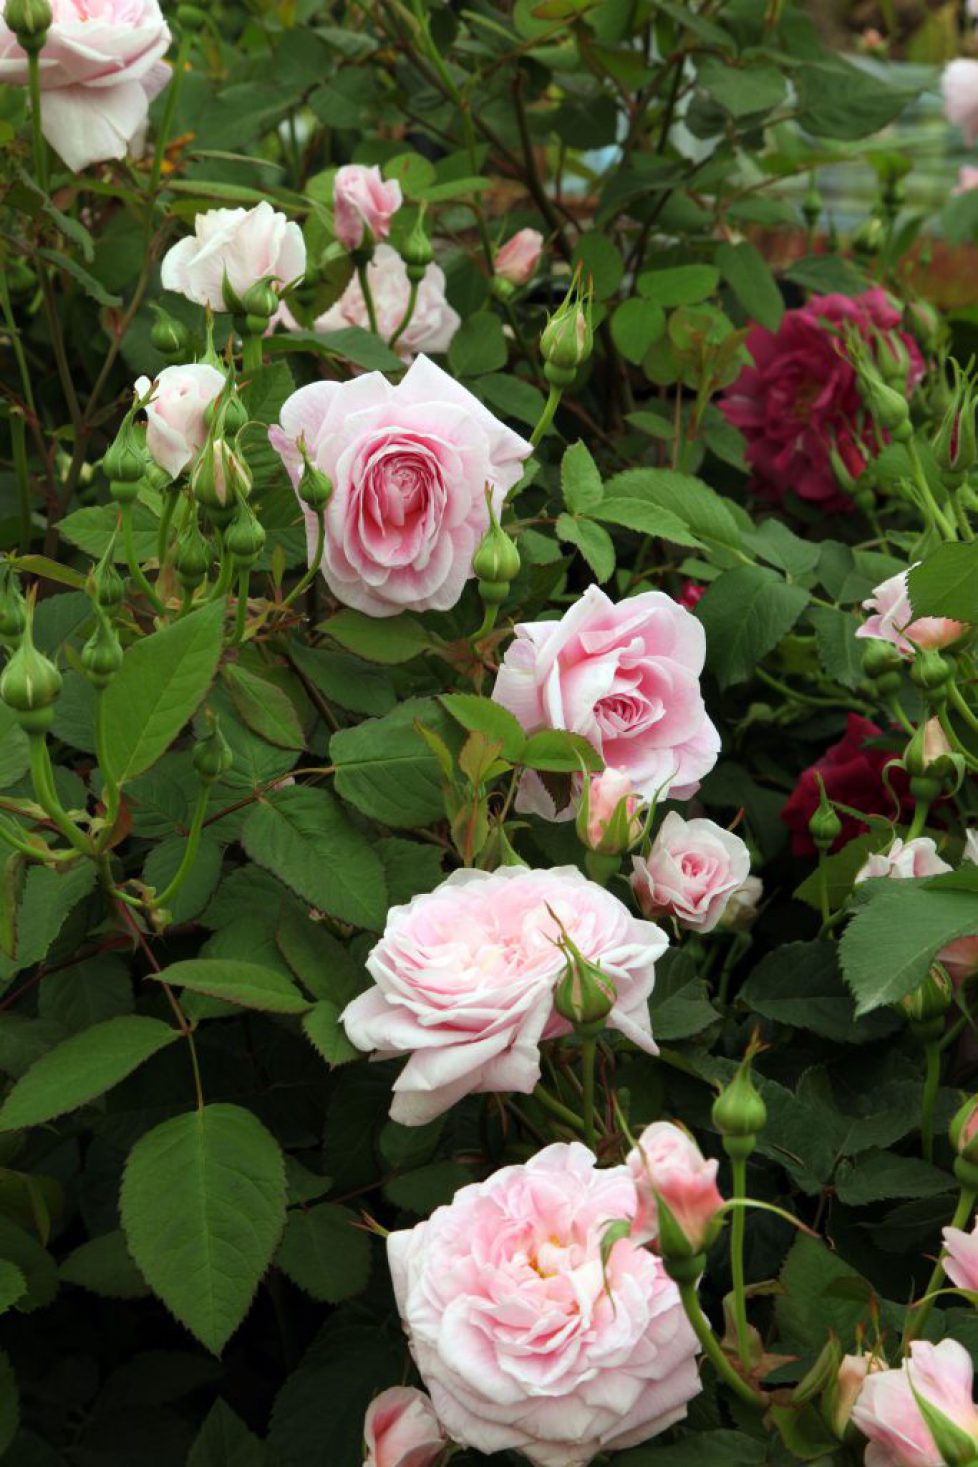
[954,165,978,195]
[631,813,751,934]
[494,228,544,287]
[826,1354,877,1438]
[363,1387,445,1467]
[943,1217,978,1294]
[492,585,721,814]
[719,875,763,930]
[313,245,460,364]
[855,837,952,884]
[940,936,978,986]
[851,1339,978,1467]
[333,164,402,251]
[340,865,667,1126]
[627,1121,724,1252]
[387,1142,701,1467]
[944,60,978,146]
[134,363,225,478]
[580,767,642,852]
[0,0,171,172]
[269,354,530,618]
[921,718,952,764]
[161,202,307,312]
[855,567,964,658]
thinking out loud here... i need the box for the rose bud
[626,1120,724,1257]
[576,768,642,856]
[943,1215,978,1296]
[0,611,62,732]
[333,163,402,253]
[362,1386,445,1467]
[493,227,544,290]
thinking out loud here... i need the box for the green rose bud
[0,573,27,643]
[90,547,126,610]
[150,309,190,361]
[552,929,616,1037]
[3,0,52,50]
[80,611,123,690]
[298,458,333,511]
[103,411,150,485]
[193,711,234,783]
[472,495,521,588]
[224,502,265,567]
[400,212,434,283]
[808,774,842,853]
[0,613,62,731]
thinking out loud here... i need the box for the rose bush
[2,2,978,1465]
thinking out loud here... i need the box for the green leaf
[317,326,403,371]
[242,785,387,930]
[797,58,920,140]
[302,1001,358,1066]
[378,836,445,904]
[120,1103,286,1355]
[744,518,820,577]
[617,1430,766,1467]
[610,298,665,366]
[835,1151,955,1206]
[223,665,306,750]
[59,1230,151,1300]
[439,693,526,763]
[37,953,134,1033]
[331,697,456,827]
[908,544,978,623]
[741,941,899,1044]
[522,729,602,773]
[101,601,225,785]
[590,497,704,548]
[571,233,623,299]
[697,57,785,118]
[0,1017,179,1131]
[38,247,121,306]
[809,606,864,691]
[648,949,717,1040]
[152,959,311,1015]
[555,515,615,582]
[143,833,223,925]
[0,862,96,982]
[696,566,810,689]
[384,1161,473,1214]
[287,643,394,717]
[0,1217,58,1313]
[776,1235,885,1352]
[0,705,29,790]
[561,441,604,514]
[602,467,742,551]
[188,1400,265,1467]
[637,265,719,308]
[716,241,783,331]
[0,1262,25,1315]
[274,1203,370,1302]
[320,609,434,664]
[840,879,978,1015]
[447,311,508,376]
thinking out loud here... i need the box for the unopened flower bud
[791,1336,842,1408]
[553,932,615,1037]
[472,494,520,590]
[712,1050,767,1155]
[3,0,51,51]
[192,438,252,514]
[0,574,27,643]
[910,646,954,696]
[103,413,150,486]
[298,459,332,511]
[540,278,593,387]
[400,212,434,283]
[204,390,248,437]
[225,502,265,567]
[951,1094,978,1165]
[576,768,642,856]
[852,215,886,259]
[856,361,912,441]
[933,367,977,482]
[90,544,125,610]
[150,309,190,361]
[240,278,279,325]
[823,1353,874,1440]
[80,611,123,690]
[175,521,211,590]
[193,712,233,783]
[809,788,842,853]
[876,331,911,388]
[0,614,61,731]
[861,638,904,691]
[899,964,952,1032]
[801,179,822,231]
[904,300,942,354]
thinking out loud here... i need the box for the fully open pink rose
[0,0,171,172]
[134,363,225,478]
[314,245,459,364]
[161,202,307,312]
[944,60,978,146]
[340,865,666,1125]
[943,1217,978,1293]
[855,837,951,883]
[363,1387,445,1467]
[856,567,964,657]
[388,1143,701,1467]
[720,288,923,508]
[631,813,751,934]
[494,227,544,286]
[627,1121,724,1251]
[334,164,402,251]
[852,1339,978,1467]
[269,354,530,617]
[493,585,720,814]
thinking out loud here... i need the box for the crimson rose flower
[720,288,923,509]
[781,714,911,856]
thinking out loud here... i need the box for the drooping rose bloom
[855,837,951,883]
[269,354,530,618]
[311,245,460,363]
[781,715,912,856]
[362,1387,445,1467]
[333,164,402,251]
[161,202,307,311]
[388,1143,701,1467]
[340,865,667,1125]
[579,767,643,852]
[719,288,923,509]
[631,813,751,934]
[134,363,225,478]
[944,60,978,146]
[856,567,964,657]
[851,1339,978,1467]
[943,1217,978,1294]
[492,585,720,814]
[0,0,171,172]
[494,228,544,287]
[627,1121,724,1251]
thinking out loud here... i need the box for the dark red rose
[678,579,705,611]
[782,714,913,856]
[720,288,924,510]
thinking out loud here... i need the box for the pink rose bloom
[827,1353,877,1438]
[269,354,530,618]
[313,245,460,364]
[492,585,720,814]
[943,1217,978,1294]
[944,60,978,146]
[161,202,306,312]
[334,164,402,251]
[851,1339,978,1467]
[579,767,643,852]
[631,813,751,934]
[856,567,964,657]
[494,227,544,287]
[0,0,171,172]
[134,363,225,478]
[720,288,923,508]
[341,865,666,1125]
[627,1121,724,1251]
[855,837,952,884]
[363,1387,445,1467]
[387,1143,701,1467]
[954,165,978,195]
[940,936,978,987]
